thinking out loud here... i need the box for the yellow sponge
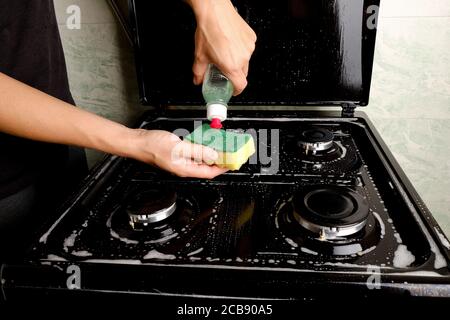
[185,124,255,170]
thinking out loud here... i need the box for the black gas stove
[2,0,450,306]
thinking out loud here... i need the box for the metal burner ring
[298,127,335,155]
[299,140,334,155]
[129,202,177,228]
[126,188,178,230]
[292,186,369,239]
[294,214,367,239]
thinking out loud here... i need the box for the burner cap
[127,188,177,230]
[298,127,334,155]
[293,186,369,239]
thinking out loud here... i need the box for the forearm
[0,72,136,158]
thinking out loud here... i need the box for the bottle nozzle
[207,103,227,126]
[210,118,223,129]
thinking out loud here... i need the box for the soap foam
[63,231,78,251]
[393,244,415,268]
[71,250,93,257]
[284,237,298,248]
[434,227,450,250]
[301,247,319,255]
[187,248,204,256]
[143,250,176,260]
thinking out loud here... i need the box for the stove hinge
[341,103,357,117]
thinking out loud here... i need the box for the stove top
[3,113,449,302]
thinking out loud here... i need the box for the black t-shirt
[0,0,73,198]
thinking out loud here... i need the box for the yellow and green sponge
[185,124,255,171]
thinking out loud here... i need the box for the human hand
[187,0,257,96]
[130,129,228,179]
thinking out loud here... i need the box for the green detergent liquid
[202,64,234,106]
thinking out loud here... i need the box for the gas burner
[127,188,178,230]
[298,127,334,155]
[108,187,202,245]
[275,186,380,256]
[286,126,361,173]
[292,186,369,239]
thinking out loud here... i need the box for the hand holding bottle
[186,0,257,96]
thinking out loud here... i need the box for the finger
[224,69,248,96]
[178,162,229,179]
[250,30,257,43]
[242,62,249,78]
[177,140,219,163]
[193,58,208,85]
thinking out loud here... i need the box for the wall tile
[380,0,450,18]
[58,22,146,166]
[367,17,450,119]
[54,0,116,25]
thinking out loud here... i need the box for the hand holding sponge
[185,124,255,171]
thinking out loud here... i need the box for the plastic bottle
[202,64,234,129]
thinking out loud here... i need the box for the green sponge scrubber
[185,124,256,170]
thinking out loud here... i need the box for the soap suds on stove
[84,259,142,265]
[206,257,221,262]
[434,227,450,250]
[63,231,78,251]
[321,262,390,269]
[394,179,447,269]
[393,232,402,244]
[145,232,178,244]
[372,211,385,238]
[334,141,347,159]
[143,250,176,260]
[393,245,415,268]
[357,245,376,256]
[189,256,202,261]
[110,229,139,245]
[105,207,139,244]
[72,250,93,257]
[187,247,204,256]
[284,237,298,248]
[46,254,67,261]
[301,247,318,255]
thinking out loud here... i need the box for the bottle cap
[210,118,223,129]
[207,103,227,122]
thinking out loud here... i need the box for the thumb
[193,58,208,85]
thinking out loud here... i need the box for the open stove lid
[129,0,379,109]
